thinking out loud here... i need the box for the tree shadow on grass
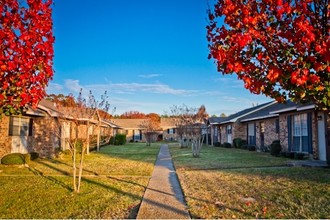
[27,161,72,192]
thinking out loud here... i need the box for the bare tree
[170,104,208,157]
[139,116,161,146]
[54,89,110,193]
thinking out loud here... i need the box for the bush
[233,138,241,148]
[30,152,39,160]
[241,144,248,150]
[223,142,232,148]
[247,145,256,151]
[1,153,26,165]
[24,154,31,163]
[110,134,127,145]
[294,152,307,160]
[285,151,295,158]
[214,142,221,147]
[61,149,71,155]
[233,138,247,148]
[270,140,281,156]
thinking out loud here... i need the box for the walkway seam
[137,144,190,219]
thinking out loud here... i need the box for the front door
[11,136,28,154]
[260,122,265,148]
[227,125,232,144]
[317,112,327,161]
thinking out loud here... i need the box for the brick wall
[279,111,317,159]
[29,116,59,158]
[0,116,12,158]
[232,122,247,141]
[254,118,280,148]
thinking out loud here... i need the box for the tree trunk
[72,141,77,192]
[77,145,86,193]
[192,139,199,157]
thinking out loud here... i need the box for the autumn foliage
[207,0,329,110]
[0,0,54,115]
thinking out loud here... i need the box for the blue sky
[47,0,272,116]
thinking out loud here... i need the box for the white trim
[297,105,315,111]
[269,107,297,114]
[270,104,315,114]
[221,101,276,124]
[240,114,278,122]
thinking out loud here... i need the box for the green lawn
[0,143,160,219]
[171,144,294,170]
[170,145,330,219]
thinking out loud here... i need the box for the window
[226,125,232,134]
[260,122,265,133]
[214,126,218,136]
[133,130,142,141]
[248,123,256,145]
[9,117,32,136]
[291,113,309,152]
[168,128,174,134]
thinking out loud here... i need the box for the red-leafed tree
[207,0,329,110]
[0,0,54,115]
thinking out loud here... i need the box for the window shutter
[167,129,169,134]
[254,123,256,145]
[287,116,292,151]
[307,112,313,154]
[140,130,142,140]
[29,119,33,136]
[173,128,175,134]
[246,124,249,144]
[275,119,280,133]
[8,116,13,136]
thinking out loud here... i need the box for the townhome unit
[207,100,329,163]
[0,99,115,159]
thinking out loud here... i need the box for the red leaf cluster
[207,0,330,110]
[0,0,54,114]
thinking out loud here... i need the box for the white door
[11,136,28,154]
[317,112,326,161]
[227,125,232,144]
[61,122,71,150]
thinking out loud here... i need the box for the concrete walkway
[137,144,190,219]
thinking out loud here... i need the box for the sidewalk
[136,144,190,219]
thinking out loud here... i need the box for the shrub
[285,151,295,158]
[214,142,221,147]
[233,138,241,148]
[61,149,71,155]
[233,138,247,148]
[24,154,31,163]
[241,144,248,150]
[110,134,127,145]
[248,145,256,151]
[223,142,232,148]
[270,140,281,156]
[30,152,39,160]
[294,152,307,160]
[1,153,26,165]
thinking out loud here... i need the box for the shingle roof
[208,117,227,124]
[111,119,147,129]
[160,118,176,129]
[220,101,275,124]
[239,100,315,122]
